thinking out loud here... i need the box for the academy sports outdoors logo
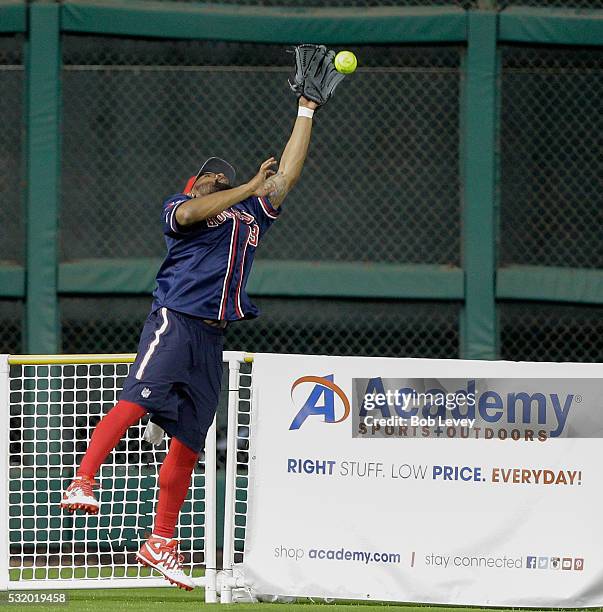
[289,375,591,440]
[289,375,349,430]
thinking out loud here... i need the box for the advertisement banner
[238,354,603,607]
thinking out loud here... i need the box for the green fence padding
[59,259,162,295]
[58,259,464,300]
[500,6,603,46]
[498,267,603,305]
[25,4,61,353]
[0,1,26,33]
[460,11,498,359]
[62,2,467,43]
[0,266,25,297]
[238,261,463,299]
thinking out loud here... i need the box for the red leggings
[78,399,198,538]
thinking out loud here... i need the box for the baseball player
[60,45,346,590]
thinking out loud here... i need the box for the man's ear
[183,176,196,193]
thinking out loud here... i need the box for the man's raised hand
[249,157,278,197]
[299,96,318,111]
[288,44,347,107]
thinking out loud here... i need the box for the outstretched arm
[176,96,316,227]
[256,96,318,209]
[176,158,277,226]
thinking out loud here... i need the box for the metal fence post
[220,358,241,603]
[203,416,218,603]
[461,10,499,360]
[0,356,9,590]
[25,3,61,353]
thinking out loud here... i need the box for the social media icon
[550,557,560,570]
[538,557,549,569]
[562,558,572,570]
[526,556,537,569]
[574,558,584,571]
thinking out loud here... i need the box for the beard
[197,180,233,196]
[213,181,233,192]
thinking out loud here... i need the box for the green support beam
[58,259,464,300]
[500,7,603,46]
[61,1,467,43]
[0,1,26,33]
[59,259,161,295]
[35,260,601,305]
[498,266,603,305]
[460,11,498,360]
[25,4,61,353]
[0,265,25,298]
[249,261,463,299]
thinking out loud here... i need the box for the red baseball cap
[183,157,236,192]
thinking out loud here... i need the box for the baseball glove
[288,44,346,107]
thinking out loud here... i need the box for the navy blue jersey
[152,193,280,320]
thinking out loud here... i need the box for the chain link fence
[499,44,602,363]
[60,297,460,358]
[0,300,23,354]
[60,36,460,266]
[500,303,603,363]
[0,34,24,355]
[500,46,603,270]
[0,34,24,265]
[60,297,149,355]
[58,35,462,359]
[226,299,460,357]
[3,9,603,361]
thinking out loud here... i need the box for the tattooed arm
[256,96,318,209]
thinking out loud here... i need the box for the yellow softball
[334,51,357,75]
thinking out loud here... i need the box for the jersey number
[249,224,259,247]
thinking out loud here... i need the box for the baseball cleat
[61,476,100,514]
[136,535,195,591]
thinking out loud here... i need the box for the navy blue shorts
[120,307,224,453]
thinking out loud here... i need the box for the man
[60,44,345,591]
